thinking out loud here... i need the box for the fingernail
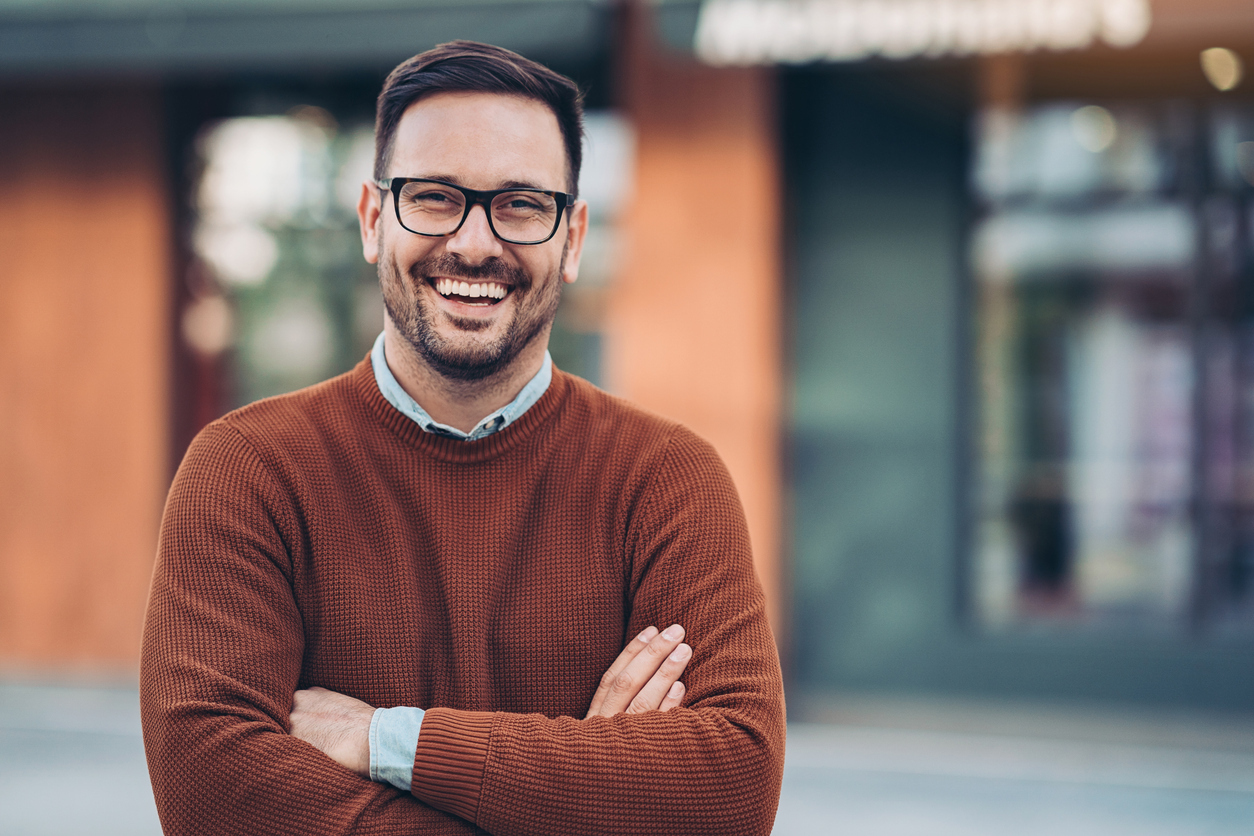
[668,681,684,698]
[637,626,658,643]
[662,624,684,641]
[669,643,691,662]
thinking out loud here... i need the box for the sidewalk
[0,683,160,836]
[776,695,1254,835]
[3,683,1253,835]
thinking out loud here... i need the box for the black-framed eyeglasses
[376,177,573,245]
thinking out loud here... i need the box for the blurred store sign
[694,0,1152,65]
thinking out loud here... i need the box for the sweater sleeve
[408,428,787,836]
[140,423,482,836]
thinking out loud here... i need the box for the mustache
[408,254,529,288]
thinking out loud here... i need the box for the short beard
[379,245,566,383]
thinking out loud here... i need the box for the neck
[381,318,548,433]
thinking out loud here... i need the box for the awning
[0,0,611,77]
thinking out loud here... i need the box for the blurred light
[1238,141,1254,186]
[1071,105,1117,153]
[694,0,1152,66]
[974,205,1195,279]
[197,116,332,225]
[194,223,278,286]
[248,299,333,376]
[976,102,1161,201]
[182,295,234,357]
[579,112,636,224]
[335,126,376,213]
[1200,47,1243,92]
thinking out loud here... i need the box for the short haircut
[374,40,585,196]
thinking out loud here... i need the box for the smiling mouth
[432,277,511,306]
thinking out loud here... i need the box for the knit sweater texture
[140,357,785,836]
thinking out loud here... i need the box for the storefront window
[971,99,1254,632]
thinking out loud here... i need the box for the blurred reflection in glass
[188,107,378,408]
[972,99,1254,632]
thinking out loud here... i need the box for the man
[141,41,784,835]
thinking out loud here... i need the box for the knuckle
[599,670,618,690]
[611,671,636,694]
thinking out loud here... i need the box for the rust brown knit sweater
[140,357,785,836]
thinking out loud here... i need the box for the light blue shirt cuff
[368,706,425,792]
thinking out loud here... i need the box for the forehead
[389,91,567,190]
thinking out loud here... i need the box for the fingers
[625,641,691,715]
[585,625,659,718]
[658,680,686,712]
[588,623,689,718]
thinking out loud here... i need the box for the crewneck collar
[351,352,570,464]
[369,331,552,441]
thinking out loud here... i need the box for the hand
[290,686,375,777]
[585,624,691,718]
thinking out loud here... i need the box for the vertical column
[609,9,784,638]
[0,86,170,674]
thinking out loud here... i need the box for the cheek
[381,237,434,283]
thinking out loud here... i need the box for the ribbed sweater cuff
[410,708,494,825]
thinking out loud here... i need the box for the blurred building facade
[1,0,1252,714]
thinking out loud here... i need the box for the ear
[560,199,589,285]
[358,180,382,264]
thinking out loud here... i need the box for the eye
[399,183,463,211]
[493,192,555,217]
[411,189,458,205]
[503,194,544,211]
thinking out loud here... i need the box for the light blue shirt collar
[370,331,552,441]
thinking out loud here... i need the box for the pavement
[2,682,1253,835]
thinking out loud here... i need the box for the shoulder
[223,365,364,444]
[181,362,371,482]
[555,370,690,446]
[553,369,730,485]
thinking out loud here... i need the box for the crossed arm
[143,421,785,836]
[290,624,693,779]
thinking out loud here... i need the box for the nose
[444,203,504,264]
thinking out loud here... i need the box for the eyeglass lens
[396,181,559,243]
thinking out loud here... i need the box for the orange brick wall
[610,17,785,638]
[0,86,170,675]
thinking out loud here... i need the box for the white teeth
[434,279,510,301]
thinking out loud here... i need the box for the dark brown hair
[374,41,584,196]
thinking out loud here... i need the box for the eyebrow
[407,174,555,192]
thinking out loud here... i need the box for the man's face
[358,91,587,381]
